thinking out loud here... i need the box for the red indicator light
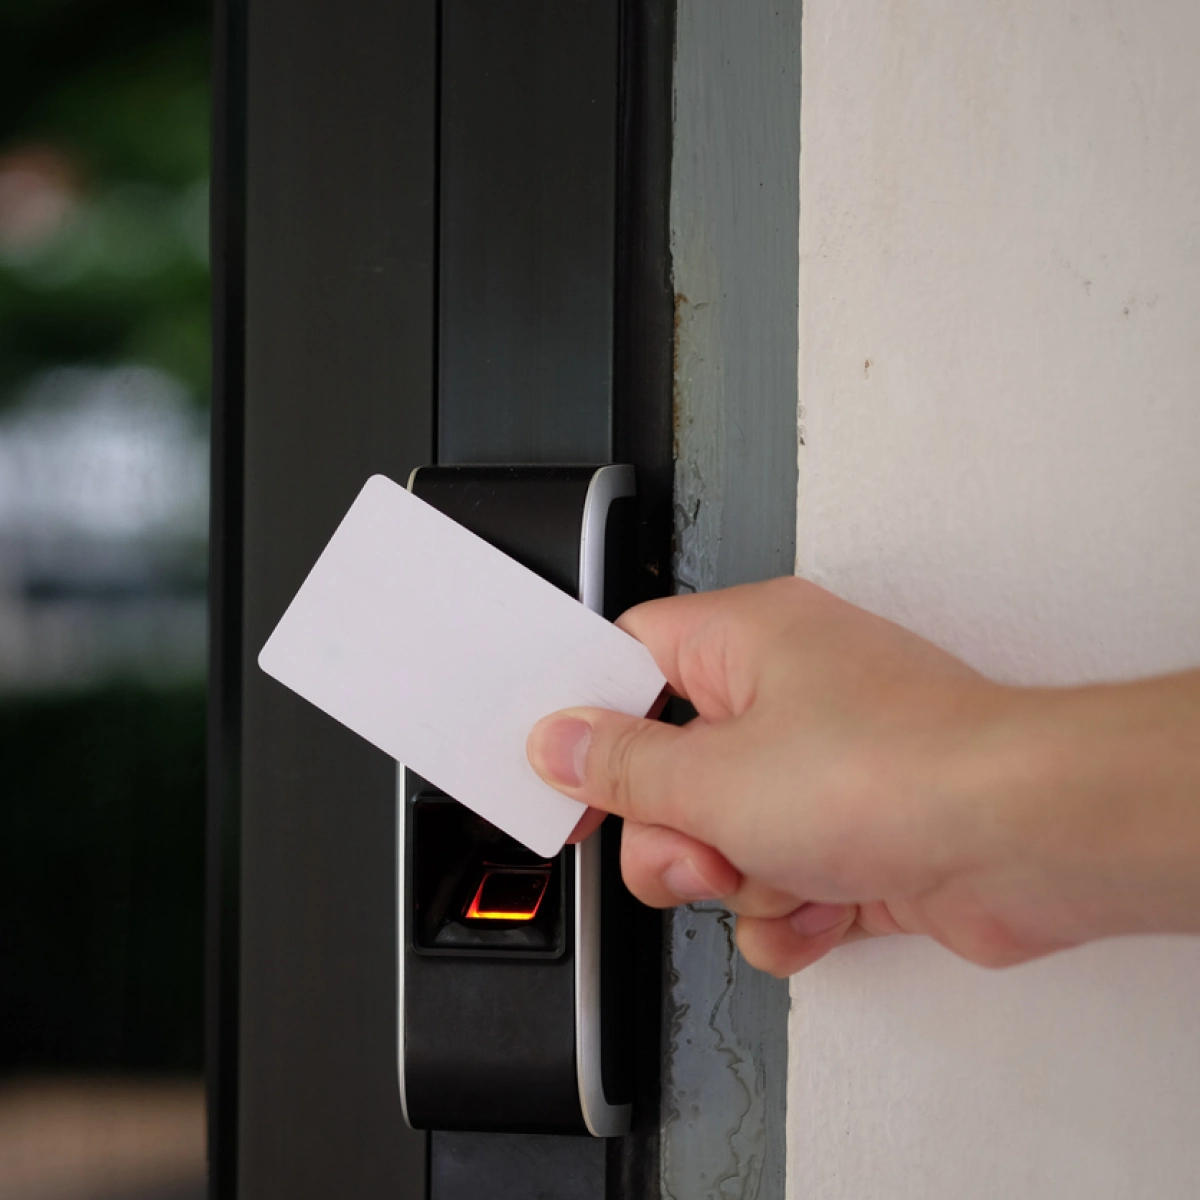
[465,866,551,922]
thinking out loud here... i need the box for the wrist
[974,676,1200,939]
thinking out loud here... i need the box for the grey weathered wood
[664,1,801,1197]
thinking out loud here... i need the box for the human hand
[528,578,1200,976]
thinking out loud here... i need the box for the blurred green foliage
[0,1,211,1077]
[0,0,210,409]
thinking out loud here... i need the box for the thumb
[527,708,699,831]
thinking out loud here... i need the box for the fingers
[531,578,842,836]
[619,821,740,906]
[613,822,893,978]
[619,821,802,918]
[735,906,863,977]
[615,577,831,720]
[613,589,737,701]
[618,820,884,977]
[527,707,723,839]
[566,807,607,844]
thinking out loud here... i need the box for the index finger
[615,578,826,721]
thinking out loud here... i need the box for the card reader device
[397,464,643,1136]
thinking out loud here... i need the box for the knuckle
[955,928,1031,970]
[728,881,803,921]
[617,831,658,903]
[735,919,794,979]
[598,719,713,837]
[741,945,794,980]
[603,720,657,822]
[935,910,1036,970]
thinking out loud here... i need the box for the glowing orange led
[464,866,550,922]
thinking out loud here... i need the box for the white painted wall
[791,2,1200,1197]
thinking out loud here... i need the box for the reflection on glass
[0,1,210,1195]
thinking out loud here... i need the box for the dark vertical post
[207,0,246,1193]
[229,0,439,1195]
[431,3,616,1196]
[430,3,674,1197]
[438,0,618,465]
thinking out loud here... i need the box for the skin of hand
[527,577,1200,977]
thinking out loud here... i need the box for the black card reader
[397,465,643,1136]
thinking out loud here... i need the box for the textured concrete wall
[665,1,801,1197]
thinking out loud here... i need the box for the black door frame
[208,2,674,1196]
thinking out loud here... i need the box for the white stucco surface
[791,2,1200,1196]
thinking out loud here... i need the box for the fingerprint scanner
[465,866,552,922]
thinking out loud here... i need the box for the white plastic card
[257,474,667,857]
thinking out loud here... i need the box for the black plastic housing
[399,466,640,1135]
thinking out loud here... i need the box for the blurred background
[0,1,209,1197]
